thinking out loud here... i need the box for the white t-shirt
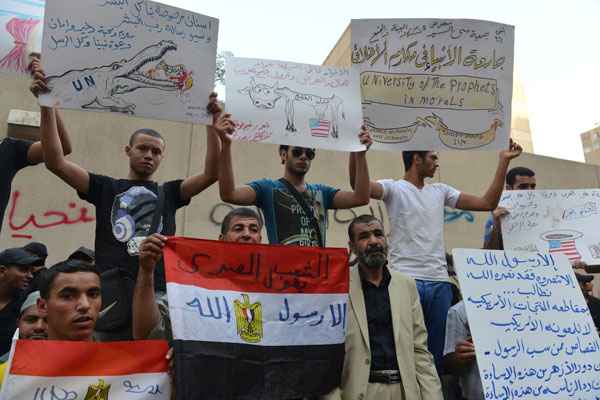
[379,179,461,281]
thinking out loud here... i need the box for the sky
[162,0,600,162]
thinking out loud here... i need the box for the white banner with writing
[453,248,600,399]
[500,189,600,264]
[351,19,514,151]
[226,57,365,152]
[38,0,218,124]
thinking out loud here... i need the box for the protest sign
[351,19,514,151]
[0,0,44,74]
[453,248,600,399]
[163,237,349,399]
[500,189,600,264]
[38,0,218,124]
[226,57,364,152]
[0,340,170,399]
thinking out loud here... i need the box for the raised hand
[139,233,167,273]
[358,125,373,151]
[29,57,49,98]
[213,112,235,144]
[500,138,523,161]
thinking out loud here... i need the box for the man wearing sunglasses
[216,113,372,247]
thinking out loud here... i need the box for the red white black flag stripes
[0,340,170,400]
[164,237,350,399]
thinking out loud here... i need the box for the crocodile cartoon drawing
[46,40,187,114]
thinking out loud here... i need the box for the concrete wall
[2,71,600,268]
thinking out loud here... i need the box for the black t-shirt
[0,296,24,356]
[78,174,189,288]
[0,138,34,235]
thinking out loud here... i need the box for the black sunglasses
[291,147,316,160]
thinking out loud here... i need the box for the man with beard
[0,247,43,355]
[349,143,523,373]
[37,260,101,342]
[216,112,371,247]
[324,215,442,400]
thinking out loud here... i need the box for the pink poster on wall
[0,0,44,74]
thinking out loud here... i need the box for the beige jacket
[324,267,443,400]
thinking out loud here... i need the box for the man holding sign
[217,112,372,247]
[30,60,221,338]
[350,141,522,374]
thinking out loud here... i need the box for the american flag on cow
[309,118,330,137]
[548,239,582,262]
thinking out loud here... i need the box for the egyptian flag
[164,237,349,400]
[0,340,171,399]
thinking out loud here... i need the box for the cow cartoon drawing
[239,78,345,138]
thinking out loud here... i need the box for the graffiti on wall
[7,190,95,239]
[4,193,474,241]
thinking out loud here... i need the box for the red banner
[164,237,349,294]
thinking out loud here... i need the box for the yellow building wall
[0,57,595,267]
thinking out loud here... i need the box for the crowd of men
[0,58,597,400]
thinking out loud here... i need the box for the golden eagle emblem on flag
[84,378,111,400]
[234,294,263,343]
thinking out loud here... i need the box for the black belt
[369,370,401,384]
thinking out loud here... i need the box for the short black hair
[348,214,382,242]
[39,260,100,299]
[506,167,535,186]
[279,145,289,154]
[221,208,263,235]
[402,151,428,171]
[129,128,164,146]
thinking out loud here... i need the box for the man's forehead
[514,174,536,183]
[132,133,164,147]
[229,216,260,227]
[354,220,384,233]
[21,305,42,318]
[52,272,100,291]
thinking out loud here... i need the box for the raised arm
[27,58,72,164]
[179,94,221,201]
[348,146,383,200]
[455,140,522,211]
[483,207,509,249]
[32,59,89,194]
[132,234,165,339]
[332,127,372,209]
[215,113,257,205]
[40,106,90,194]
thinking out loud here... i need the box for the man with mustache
[132,207,263,340]
[324,215,442,400]
[349,142,523,373]
[37,260,101,342]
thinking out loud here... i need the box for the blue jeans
[415,280,453,375]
